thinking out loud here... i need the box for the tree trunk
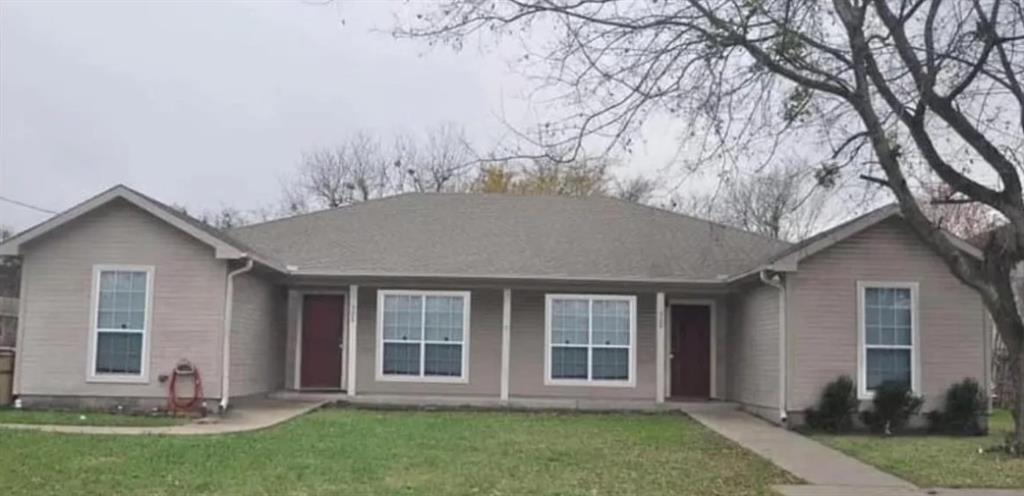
[1014,346,1024,454]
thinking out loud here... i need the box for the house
[0,185,990,424]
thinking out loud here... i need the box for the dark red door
[301,295,344,389]
[671,304,711,398]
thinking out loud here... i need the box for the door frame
[666,299,717,399]
[295,289,348,391]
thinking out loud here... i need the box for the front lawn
[0,408,798,495]
[0,408,186,427]
[814,409,1024,488]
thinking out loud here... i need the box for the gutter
[760,270,788,424]
[219,257,254,413]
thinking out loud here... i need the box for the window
[376,290,470,382]
[858,282,919,399]
[89,265,153,381]
[545,294,636,386]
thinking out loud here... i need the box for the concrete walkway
[774,485,1024,496]
[681,403,1024,496]
[0,396,326,436]
[683,403,914,488]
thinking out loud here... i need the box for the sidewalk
[681,404,1024,496]
[0,396,325,436]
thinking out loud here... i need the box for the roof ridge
[229,192,425,233]
[597,194,794,247]
[233,191,792,248]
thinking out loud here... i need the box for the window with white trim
[546,294,636,385]
[377,290,469,381]
[91,266,152,378]
[859,283,917,396]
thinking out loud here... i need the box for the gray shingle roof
[228,193,791,282]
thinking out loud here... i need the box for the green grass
[0,408,799,495]
[814,409,1024,488]
[0,408,186,427]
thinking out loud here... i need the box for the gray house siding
[230,271,286,397]
[354,286,503,397]
[345,286,658,401]
[509,290,656,401]
[787,218,987,413]
[725,283,780,418]
[16,200,227,400]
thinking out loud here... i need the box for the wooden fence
[0,297,17,347]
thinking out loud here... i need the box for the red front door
[301,295,344,389]
[671,304,711,399]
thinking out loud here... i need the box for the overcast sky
[0,0,685,231]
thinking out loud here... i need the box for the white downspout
[760,270,788,424]
[219,257,254,413]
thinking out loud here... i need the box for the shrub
[860,380,924,435]
[805,376,859,432]
[927,378,987,435]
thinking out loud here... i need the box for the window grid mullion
[419,296,427,378]
[587,299,593,382]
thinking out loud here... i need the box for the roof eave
[0,185,249,261]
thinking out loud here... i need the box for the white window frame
[375,289,471,384]
[544,293,637,388]
[87,264,155,383]
[856,281,921,400]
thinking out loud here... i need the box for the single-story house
[0,185,990,424]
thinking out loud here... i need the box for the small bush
[805,376,859,432]
[860,380,924,435]
[927,378,986,435]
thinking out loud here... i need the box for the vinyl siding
[230,271,286,397]
[355,286,502,396]
[726,284,780,410]
[509,290,656,401]
[17,200,227,398]
[345,286,658,401]
[787,218,987,412]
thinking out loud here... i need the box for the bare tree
[681,165,830,241]
[402,0,1024,448]
[174,205,256,230]
[288,125,477,209]
[288,132,395,209]
[399,124,476,193]
[0,225,12,241]
[613,176,659,204]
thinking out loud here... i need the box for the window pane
[551,346,588,379]
[100,271,117,291]
[114,291,132,312]
[115,271,133,292]
[382,342,420,375]
[97,310,115,329]
[424,343,461,377]
[592,300,630,346]
[382,295,422,341]
[551,299,588,345]
[894,288,911,308]
[99,291,115,311]
[866,325,881,346]
[130,272,147,291]
[424,296,463,342]
[592,348,628,380]
[866,348,911,390]
[895,307,911,326]
[95,332,142,374]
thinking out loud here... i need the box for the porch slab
[0,396,326,436]
[269,391,698,412]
